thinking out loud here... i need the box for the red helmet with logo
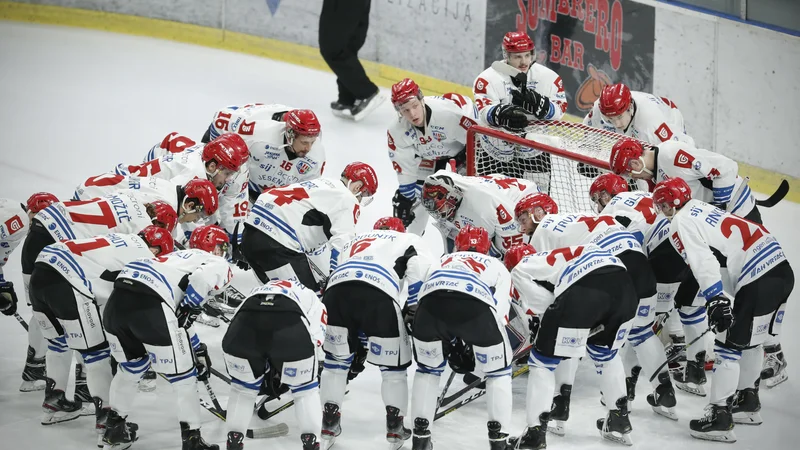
[147,200,178,233]
[138,225,174,256]
[183,178,219,216]
[421,174,463,222]
[189,225,230,254]
[285,109,321,138]
[653,177,692,210]
[599,83,632,117]
[202,133,247,173]
[589,173,630,201]
[504,243,536,271]
[26,192,59,214]
[373,217,405,232]
[391,78,423,109]
[515,193,558,221]
[342,162,378,198]
[503,31,535,54]
[454,225,491,254]
[609,138,645,175]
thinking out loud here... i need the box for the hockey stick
[202,303,231,323]
[14,312,28,331]
[436,371,458,409]
[755,179,789,208]
[434,364,530,421]
[197,398,289,438]
[648,327,712,383]
[210,366,301,420]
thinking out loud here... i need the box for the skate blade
[652,405,678,421]
[689,429,736,443]
[733,411,763,425]
[331,109,352,119]
[764,372,788,388]
[353,94,386,122]
[675,381,706,397]
[546,421,566,436]
[321,438,336,450]
[600,430,633,446]
[20,380,46,392]
[195,316,220,328]
[79,403,96,417]
[41,410,82,425]
[387,441,405,450]
[137,384,156,393]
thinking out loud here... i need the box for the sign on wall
[484,0,655,117]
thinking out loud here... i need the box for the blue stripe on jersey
[399,183,417,200]
[182,285,204,307]
[335,261,400,291]
[596,231,641,252]
[732,184,752,215]
[738,242,783,283]
[407,281,422,306]
[544,102,556,120]
[42,206,76,240]
[427,270,495,303]
[631,230,645,245]
[649,218,670,241]
[700,281,723,300]
[329,248,340,272]
[557,252,615,286]
[208,124,220,140]
[248,180,261,193]
[713,185,734,203]
[40,247,92,292]
[251,204,301,249]
[126,261,174,300]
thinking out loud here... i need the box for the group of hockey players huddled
[0,30,793,450]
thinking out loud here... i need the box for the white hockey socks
[45,337,72,391]
[381,368,409,415]
[410,370,440,424]
[738,347,763,390]
[679,306,708,360]
[167,371,202,430]
[554,357,578,390]
[588,346,626,410]
[82,348,113,404]
[320,353,350,407]
[486,367,512,429]
[109,360,147,417]
[764,334,780,347]
[29,314,47,357]
[620,343,639,377]
[710,344,741,406]
[226,383,258,436]
[630,334,669,388]
[291,381,323,436]
[526,366,554,426]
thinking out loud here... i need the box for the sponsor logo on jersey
[238,119,255,135]
[476,352,487,364]
[296,161,311,174]
[637,305,650,317]
[671,232,685,255]
[370,342,382,356]
[4,216,23,235]
[432,129,447,142]
[707,168,721,180]
[655,123,674,142]
[562,336,583,347]
[616,328,627,340]
[0,242,8,248]
[555,77,564,93]
[387,131,396,150]
[496,205,513,224]
[459,116,477,130]
[474,77,488,94]
[264,151,281,160]
[776,311,784,323]
[419,159,435,169]
[284,367,297,377]
[693,160,702,171]
[673,149,695,169]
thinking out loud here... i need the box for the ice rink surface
[1,20,798,450]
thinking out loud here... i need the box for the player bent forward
[102,225,232,450]
[221,280,326,450]
[507,243,638,447]
[654,178,794,442]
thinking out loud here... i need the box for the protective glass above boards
[663,0,800,34]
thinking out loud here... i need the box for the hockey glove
[511,87,552,120]
[711,202,728,211]
[348,346,368,381]
[403,305,418,334]
[193,342,212,382]
[488,104,529,132]
[0,281,18,316]
[706,295,734,333]
[176,304,203,329]
[260,365,290,400]
[511,72,528,89]
[392,190,416,228]
[528,315,541,345]
[447,338,476,374]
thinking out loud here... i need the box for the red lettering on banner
[585,0,597,33]
[596,0,609,52]
[610,0,623,70]
[572,0,586,20]
[558,0,570,15]
[550,35,561,64]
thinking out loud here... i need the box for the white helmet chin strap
[630,156,653,177]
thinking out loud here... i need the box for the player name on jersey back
[37,194,152,242]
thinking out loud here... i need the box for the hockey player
[516,192,677,421]
[654,177,793,441]
[585,83,694,147]
[242,162,378,290]
[609,137,760,222]
[388,78,485,234]
[102,225,232,450]
[506,243,638,447]
[409,225,514,450]
[320,217,431,450]
[419,171,537,255]
[1,197,31,317]
[201,104,326,201]
[27,226,172,434]
[221,278,326,450]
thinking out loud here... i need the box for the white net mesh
[468,121,651,214]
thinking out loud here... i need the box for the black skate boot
[689,399,736,443]
[95,397,113,448]
[138,369,157,393]
[226,431,244,450]
[674,350,707,396]
[386,406,411,449]
[320,402,341,448]
[665,335,687,371]
[349,90,385,122]
[180,421,219,450]
[20,345,47,392]
[487,421,511,450]
[75,364,95,416]
[514,413,548,449]
[301,433,320,450]
[626,366,641,402]
[41,377,83,425]
[547,384,571,436]
[761,344,788,388]
[732,381,762,425]
[596,397,633,446]
[330,101,353,118]
[646,372,677,420]
[102,409,139,450]
[412,418,433,450]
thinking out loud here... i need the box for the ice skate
[350,91,385,122]
[513,424,546,449]
[761,344,788,388]
[646,372,678,420]
[689,402,736,443]
[75,364,96,416]
[102,409,139,450]
[674,351,707,396]
[596,397,633,446]
[20,345,47,392]
[412,418,433,450]
[226,431,244,450]
[95,397,112,448]
[386,406,411,449]
[488,421,511,450]
[732,383,762,425]
[180,421,219,449]
[302,433,321,450]
[138,370,157,392]
[330,101,353,119]
[320,402,341,449]
[41,378,83,425]
[665,335,686,373]
[625,366,641,402]
[546,384,571,436]
[194,311,220,327]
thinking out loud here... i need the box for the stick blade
[756,179,789,208]
[247,422,289,439]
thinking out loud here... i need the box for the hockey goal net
[466,121,651,214]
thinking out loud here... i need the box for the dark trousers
[319,0,377,103]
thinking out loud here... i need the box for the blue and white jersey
[117,249,232,311]
[531,213,643,257]
[328,230,432,308]
[36,233,153,305]
[511,244,626,315]
[643,215,672,257]
[668,199,787,298]
[0,198,29,280]
[603,191,659,245]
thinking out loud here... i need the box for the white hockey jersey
[205,104,326,194]
[117,249,232,311]
[668,199,787,298]
[473,62,568,122]
[388,94,478,201]
[74,174,180,211]
[35,194,154,242]
[328,230,432,307]
[602,191,659,245]
[246,178,359,255]
[531,213,643,257]
[0,198,29,281]
[583,91,694,146]
[419,251,511,323]
[511,244,625,315]
[36,233,154,304]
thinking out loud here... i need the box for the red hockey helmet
[609,138,645,175]
[391,78,423,109]
[342,162,379,199]
[599,84,632,117]
[515,193,558,222]
[189,225,230,254]
[183,178,219,216]
[147,200,178,233]
[502,31,535,54]
[653,177,692,212]
[139,225,174,256]
[454,225,491,254]
[26,192,58,214]
[202,133,247,173]
[504,243,536,271]
[421,174,463,222]
[285,109,321,138]
[590,173,630,202]
[373,217,406,232]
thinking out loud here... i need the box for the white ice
[1,20,798,450]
